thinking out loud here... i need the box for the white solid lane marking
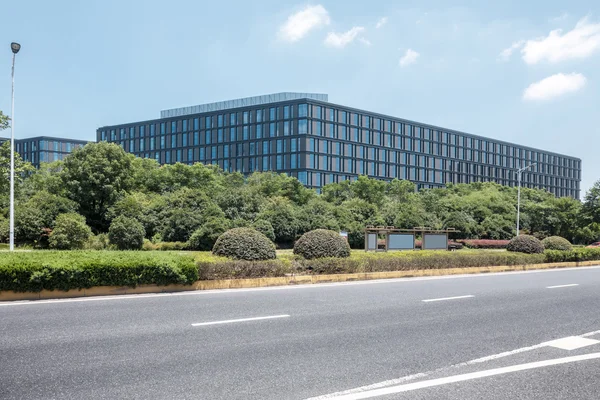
[191,314,290,327]
[306,329,600,399]
[544,336,600,351]
[547,284,579,289]
[318,352,600,399]
[2,265,599,307]
[422,295,474,303]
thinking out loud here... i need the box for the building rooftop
[160,92,328,118]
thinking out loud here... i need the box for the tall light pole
[9,42,21,251]
[516,163,537,237]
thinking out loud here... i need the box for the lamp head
[11,42,21,54]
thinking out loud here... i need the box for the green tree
[61,142,135,232]
[108,216,145,250]
[187,217,231,251]
[258,196,300,243]
[582,180,600,225]
[0,110,9,130]
[0,141,35,207]
[49,213,92,249]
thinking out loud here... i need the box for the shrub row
[0,251,198,293]
[458,239,510,249]
[544,248,600,262]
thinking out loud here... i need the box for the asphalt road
[2,266,600,399]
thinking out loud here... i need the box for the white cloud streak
[522,17,600,64]
[376,17,388,29]
[499,40,525,61]
[359,37,372,46]
[399,49,420,67]
[278,5,330,42]
[523,73,587,101]
[324,26,365,48]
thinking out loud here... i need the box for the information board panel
[423,233,448,250]
[388,234,415,250]
[367,234,378,250]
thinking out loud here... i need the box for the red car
[587,242,600,248]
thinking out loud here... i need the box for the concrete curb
[1,261,598,302]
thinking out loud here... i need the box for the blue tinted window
[194,132,199,146]
[270,107,276,121]
[188,149,193,162]
[256,125,262,139]
[250,143,255,156]
[194,118,199,130]
[176,150,181,162]
[270,123,276,137]
[218,129,223,143]
[316,123,322,136]
[243,126,249,140]
[263,157,269,170]
[129,140,134,152]
[284,122,290,136]
[329,109,335,121]
[298,172,308,185]
[206,116,212,129]
[243,112,249,124]
[291,138,297,152]
[166,151,171,163]
[150,137,155,150]
[150,125,156,135]
[205,131,211,145]
[218,115,223,127]
[291,154,297,168]
[256,110,262,123]
[284,106,290,119]
[211,146,217,159]
[171,121,177,133]
[182,120,188,132]
[329,124,334,138]
[199,148,205,161]
[230,128,236,142]
[299,119,308,135]
[309,154,315,168]
[224,145,229,158]
[160,136,165,149]
[140,126,145,137]
[183,133,188,147]
[276,155,282,170]
[160,123,166,135]
[277,140,282,153]
[340,126,347,141]
[230,113,236,126]
[263,141,269,154]
[140,139,145,152]
[298,104,308,118]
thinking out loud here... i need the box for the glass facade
[14,137,88,168]
[97,97,582,198]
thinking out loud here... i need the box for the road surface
[2,266,600,399]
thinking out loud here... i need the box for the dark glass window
[171,121,177,133]
[298,104,308,118]
[284,106,290,119]
[299,119,308,134]
[205,131,211,145]
[182,120,188,132]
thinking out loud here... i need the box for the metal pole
[9,53,16,251]
[516,170,521,237]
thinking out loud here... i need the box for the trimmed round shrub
[293,229,351,260]
[212,228,276,261]
[108,216,145,250]
[541,236,573,251]
[507,235,545,254]
[49,213,92,250]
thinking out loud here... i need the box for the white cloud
[550,13,569,23]
[523,73,587,101]
[399,49,420,67]
[522,17,600,64]
[278,5,330,42]
[359,37,372,46]
[376,17,388,29]
[499,40,525,61]
[324,26,365,48]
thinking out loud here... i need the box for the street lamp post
[516,163,537,237]
[9,42,21,251]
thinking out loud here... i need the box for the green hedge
[0,251,198,293]
[544,248,600,262]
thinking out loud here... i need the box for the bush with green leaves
[541,236,572,251]
[212,228,276,261]
[0,251,197,292]
[252,219,276,242]
[507,235,545,254]
[293,229,351,259]
[545,248,600,263]
[188,217,231,251]
[49,213,92,250]
[108,216,145,250]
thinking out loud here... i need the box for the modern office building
[0,136,89,168]
[96,92,582,198]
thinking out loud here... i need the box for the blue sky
[1,0,599,194]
